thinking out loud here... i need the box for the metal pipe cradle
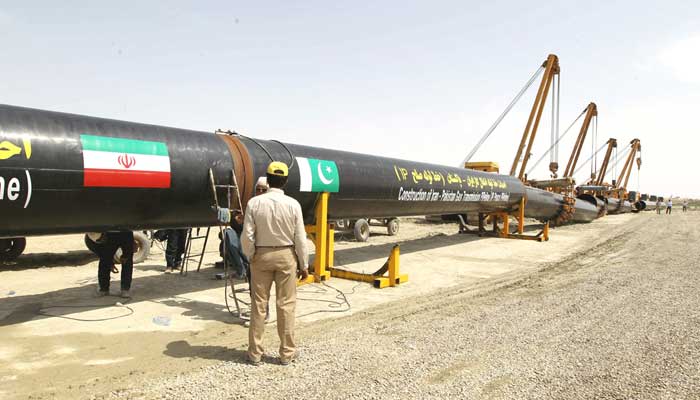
[0,104,606,237]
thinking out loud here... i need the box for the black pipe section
[240,138,527,221]
[634,201,646,211]
[606,197,622,214]
[0,105,235,236]
[606,197,633,215]
[0,104,603,238]
[577,193,606,218]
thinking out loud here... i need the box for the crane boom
[620,139,641,190]
[613,139,641,198]
[594,138,617,186]
[510,54,560,180]
[563,103,597,178]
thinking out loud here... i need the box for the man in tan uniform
[241,161,309,365]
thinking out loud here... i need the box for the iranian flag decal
[80,134,171,188]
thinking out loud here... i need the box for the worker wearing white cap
[241,161,309,365]
[255,176,269,195]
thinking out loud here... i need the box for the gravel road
[110,212,700,400]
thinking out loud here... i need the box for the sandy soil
[0,212,687,399]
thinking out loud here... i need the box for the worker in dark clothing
[165,228,188,273]
[216,177,268,270]
[97,230,134,298]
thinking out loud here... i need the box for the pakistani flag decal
[296,157,340,193]
[81,134,171,188]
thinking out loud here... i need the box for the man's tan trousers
[247,247,297,362]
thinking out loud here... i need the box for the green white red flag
[80,134,171,188]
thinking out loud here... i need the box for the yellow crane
[592,138,617,186]
[612,138,641,200]
[510,54,560,181]
[563,102,598,179]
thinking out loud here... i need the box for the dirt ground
[0,211,696,399]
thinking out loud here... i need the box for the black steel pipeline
[0,104,604,238]
[571,197,599,222]
[0,105,235,236]
[577,193,606,218]
[621,200,633,213]
[607,197,622,214]
[0,104,532,237]
[238,138,527,222]
[606,198,633,214]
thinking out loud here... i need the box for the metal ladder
[180,227,210,276]
[206,168,250,320]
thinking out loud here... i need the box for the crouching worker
[96,231,134,298]
[222,214,249,281]
[241,161,309,366]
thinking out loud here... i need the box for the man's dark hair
[266,173,288,189]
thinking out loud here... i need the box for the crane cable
[461,65,545,166]
[591,116,598,177]
[555,74,561,163]
[573,141,610,179]
[548,73,561,166]
[612,146,618,180]
[637,162,641,193]
[526,107,587,175]
[637,148,642,192]
[605,144,632,180]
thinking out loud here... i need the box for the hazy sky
[0,1,697,197]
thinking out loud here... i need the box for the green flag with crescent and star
[296,157,340,192]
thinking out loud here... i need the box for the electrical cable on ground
[37,299,134,322]
[224,278,357,324]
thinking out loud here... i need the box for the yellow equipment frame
[459,197,549,242]
[298,192,408,288]
[331,245,408,289]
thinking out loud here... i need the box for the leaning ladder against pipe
[300,192,408,289]
[181,227,210,275]
[457,197,549,242]
[207,168,248,319]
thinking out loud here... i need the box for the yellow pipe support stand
[330,245,408,289]
[299,192,408,288]
[459,196,549,242]
[298,192,332,285]
[518,197,525,235]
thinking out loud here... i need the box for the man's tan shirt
[241,188,309,269]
